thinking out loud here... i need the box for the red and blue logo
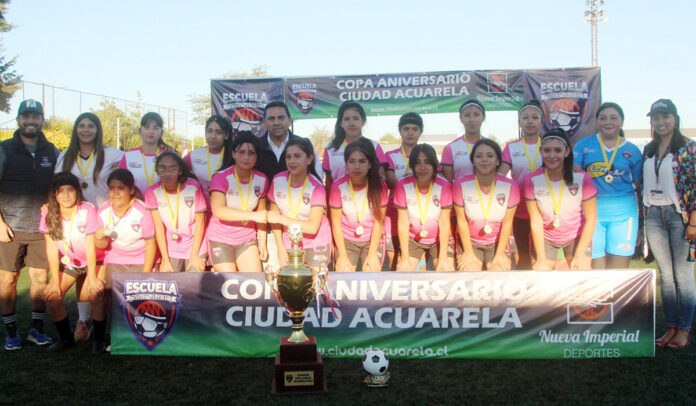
[121,279,181,351]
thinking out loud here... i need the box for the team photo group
[0,95,694,353]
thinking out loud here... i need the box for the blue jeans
[646,205,696,330]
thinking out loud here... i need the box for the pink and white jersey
[322,138,387,180]
[393,175,452,244]
[208,166,269,246]
[119,147,160,195]
[522,169,597,245]
[56,147,124,207]
[97,200,155,265]
[268,171,332,250]
[441,135,482,179]
[385,147,411,181]
[39,202,103,268]
[183,147,224,198]
[501,138,543,219]
[144,179,207,260]
[328,176,388,243]
[452,174,520,246]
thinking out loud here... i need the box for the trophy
[265,224,329,395]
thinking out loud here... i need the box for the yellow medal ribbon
[400,146,411,174]
[415,181,434,226]
[598,134,620,175]
[522,137,541,171]
[141,150,156,186]
[287,175,309,219]
[77,152,94,178]
[475,175,496,223]
[349,179,368,224]
[207,147,224,180]
[234,166,253,212]
[61,205,78,257]
[544,170,564,219]
[162,183,181,232]
[108,198,136,229]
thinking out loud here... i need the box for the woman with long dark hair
[523,128,597,270]
[184,115,233,198]
[441,99,486,182]
[208,132,269,272]
[41,172,105,352]
[394,144,453,271]
[642,99,696,349]
[119,112,168,194]
[454,139,519,271]
[329,138,388,271]
[573,102,642,269]
[145,152,207,272]
[267,138,332,271]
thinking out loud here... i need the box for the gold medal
[553,217,561,228]
[604,174,614,183]
[598,134,620,185]
[475,175,496,236]
[419,229,428,238]
[349,179,369,239]
[109,231,118,240]
[234,166,254,226]
[81,181,89,189]
[163,183,181,242]
[544,170,565,230]
[483,223,493,234]
[355,225,364,236]
[61,255,70,266]
[171,233,180,241]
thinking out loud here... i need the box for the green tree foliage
[0,0,21,113]
[188,65,269,125]
[379,133,401,145]
[307,125,331,161]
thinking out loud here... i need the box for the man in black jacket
[0,99,58,350]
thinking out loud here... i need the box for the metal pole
[116,117,121,150]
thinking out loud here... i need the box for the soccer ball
[362,349,389,376]
[134,311,168,339]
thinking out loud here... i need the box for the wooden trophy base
[271,336,328,395]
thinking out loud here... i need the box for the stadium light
[583,0,607,67]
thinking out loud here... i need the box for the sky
[1,0,694,143]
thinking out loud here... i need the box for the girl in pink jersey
[41,172,106,353]
[146,152,208,273]
[118,112,171,195]
[394,144,453,271]
[209,132,269,272]
[384,112,423,269]
[323,101,387,194]
[329,138,388,272]
[499,100,544,270]
[183,115,233,198]
[441,99,486,182]
[523,129,597,270]
[454,139,519,271]
[268,138,332,271]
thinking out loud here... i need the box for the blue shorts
[591,195,639,258]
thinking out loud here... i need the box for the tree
[307,125,331,160]
[187,65,269,125]
[0,1,21,113]
[379,133,400,145]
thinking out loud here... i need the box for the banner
[112,270,654,359]
[210,78,284,138]
[524,67,602,141]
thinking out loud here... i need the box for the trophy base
[272,337,328,395]
[364,372,390,387]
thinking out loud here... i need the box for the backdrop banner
[112,269,653,359]
[210,78,284,138]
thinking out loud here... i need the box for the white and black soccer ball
[549,109,581,134]
[362,349,389,376]
[134,312,168,339]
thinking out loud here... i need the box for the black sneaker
[47,339,75,352]
[92,340,107,354]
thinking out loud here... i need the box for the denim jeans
[646,205,696,330]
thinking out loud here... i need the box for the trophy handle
[264,264,280,298]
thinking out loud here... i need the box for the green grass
[1,261,695,405]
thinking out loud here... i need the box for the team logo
[568,184,579,196]
[455,150,464,157]
[622,151,633,159]
[194,158,205,165]
[302,193,310,205]
[433,197,440,207]
[254,185,261,198]
[212,247,222,257]
[289,82,318,115]
[184,197,194,208]
[128,162,141,169]
[131,222,141,232]
[585,162,610,178]
[40,156,52,168]
[276,191,286,199]
[228,189,237,196]
[566,285,614,325]
[466,196,475,203]
[121,279,181,351]
[542,98,589,138]
[496,193,506,206]
[77,223,86,234]
[487,73,508,93]
[536,189,547,197]
[230,108,262,137]
[512,151,524,157]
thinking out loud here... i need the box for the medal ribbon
[415,181,434,226]
[163,183,181,232]
[77,152,94,179]
[62,205,78,256]
[599,134,620,178]
[207,147,224,180]
[234,166,253,212]
[141,150,156,186]
[475,176,496,223]
[544,170,564,217]
[348,179,368,224]
[288,175,309,219]
[108,198,136,229]
[522,137,541,171]
[400,146,411,174]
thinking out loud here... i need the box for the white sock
[77,302,92,322]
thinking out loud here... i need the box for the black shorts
[0,231,48,271]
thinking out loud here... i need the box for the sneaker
[27,328,53,346]
[47,338,75,352]
[4,335,21,351]
[74,319,93,342]
[92,340,107,354]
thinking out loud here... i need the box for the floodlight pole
[584,0,607,67]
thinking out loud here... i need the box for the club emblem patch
[121,279,181,351]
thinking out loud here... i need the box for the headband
[519,104,543,117]
[459,100,485,115]
[541,135,568,147]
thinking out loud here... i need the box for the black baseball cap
[17,99,44,117]
[646,99,677,117]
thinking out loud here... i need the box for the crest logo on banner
[121,279,181,351]
[487,73,508,93]
[289,82,318,114]
[566,286,614,324]
[543,98,588,138]
[230,108,263,137]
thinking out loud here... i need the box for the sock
[77,302,92,322]
[93,319,106,342]
[31,311,46,333]
[54,316,73,342]
[2,313,17,338]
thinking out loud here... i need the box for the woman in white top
[119,112,170,195]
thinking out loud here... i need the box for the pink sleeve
[441,145,453,165]
[260,175,269,198]
[85,205,98,234]
[140,208,155,239]
[502,144,512,164]
[440,181,452,208]
[375,144,388,165]
[328,183,342,209]
[144,187,157,210]
[118,154,127,169]
[385,152,395,171]
[508,182,521,208]
[194,184,207,212]
[380,181,388,206]
[322,148,330,172]
[582,172,598,200]
[452,181,463,206]
[393,181,406,209]
[209,172,228,194]
[522,174,535,200]
[183,153,192,171]
[311,183,327,208]
[39,212,48,234]
[267,179,276,204]
[96,208,105,229]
